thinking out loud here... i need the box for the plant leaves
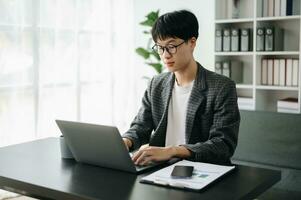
[140,19,155,27]
[146,62,163,74]
[137,10,163,75]
[135,47,150,59]
[140,10,160,27]
[146,10,159,21]
[150,51,161,61]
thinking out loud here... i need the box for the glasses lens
[167,45,176,54]
[154,45,164,55]
[153,43,180,55]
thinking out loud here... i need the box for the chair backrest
[232,110,301,170]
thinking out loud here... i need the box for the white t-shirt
[165,79,194,147]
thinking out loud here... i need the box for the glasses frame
[152,40,186,55]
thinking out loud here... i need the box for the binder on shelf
[216,0,228,19]
[241,28,250,51]
[265,27,284,51]
[256,28,265,51]
[223,29,231,52]
[279,59,286,86]
[231,0,240,19]
[230,60,243,83]
[286,0,293,15]
[274,0,281,16]
[227,0,233,19]
[215,62,222,75]
[215,29,223,52]
[258,0,263,17]
[293,0,300,15]
[261,59,268,85]
[274,27,284,50]
[231,28,240,51]
[265,28,274,51]
[280,0,287,16]
[222,61,231,78]
[286,59,293,86]
[267,59,274,85]
[268,0,274,16]
[292,59,299,86]
[263,0,269,17]
[273,59,280,86]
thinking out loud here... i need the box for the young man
[123,10,240,166]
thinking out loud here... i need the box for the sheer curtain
[0,0,136,147]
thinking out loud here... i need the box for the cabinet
[214,0,301,113]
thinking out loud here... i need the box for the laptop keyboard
[129,152,159,170]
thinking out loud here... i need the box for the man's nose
[162,48,172,59]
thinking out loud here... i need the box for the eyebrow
[157,39,177,46]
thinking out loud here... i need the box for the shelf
[236,84,253,89]
[215,18,254,24]
[256,15,301,22]
[215,0,301,113]
[256,51,300,55]
[215,52,253,56]
[256,85,299,91]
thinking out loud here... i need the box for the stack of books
[277,97,299,113]
[261,58,299,86]
[238,97,255,111]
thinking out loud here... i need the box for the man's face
[155,37,196,72]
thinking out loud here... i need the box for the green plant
[135,10,163,76]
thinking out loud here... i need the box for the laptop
[55,120,173,174]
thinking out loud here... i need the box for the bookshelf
[214,0,301,113]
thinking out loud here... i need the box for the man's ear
[189,37,197,49]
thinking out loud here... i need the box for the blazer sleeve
[183,80,240,164]
[122,78,154,150]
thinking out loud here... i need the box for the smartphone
[170,165,194,179]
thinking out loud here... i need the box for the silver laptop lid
[56,120,137,173]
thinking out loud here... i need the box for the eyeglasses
[152,40,186,55]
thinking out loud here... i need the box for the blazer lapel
[150,73,175,147]
[161,73,175,113]
[185,64,207,143]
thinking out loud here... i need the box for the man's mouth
[165,62,175,67]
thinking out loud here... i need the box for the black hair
[151,10,199,42]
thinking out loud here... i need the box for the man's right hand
[123,138,133,151]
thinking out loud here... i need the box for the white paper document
[140,160,235,190]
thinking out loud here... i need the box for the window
[0,0,135,146]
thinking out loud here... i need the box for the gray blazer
[123,63,240,165]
